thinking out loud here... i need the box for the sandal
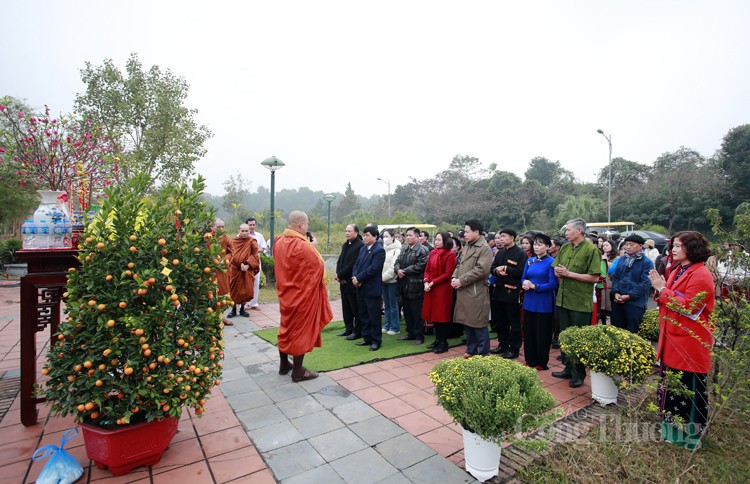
[278,365,293,376]
[291,370,318,382]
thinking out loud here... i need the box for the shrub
[0,238,22,265]
[638,309,660,342]
[430,356,557,443]
[40,174,230,427]
[560,325,656,388]
[260,252,274,282]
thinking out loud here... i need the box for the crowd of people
[213,210,727,451]
[331,217,723,450]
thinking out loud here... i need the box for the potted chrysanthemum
[560,325,656,405]
[40,174,230,475]
[637,309,660,342]
[429,356,558,481]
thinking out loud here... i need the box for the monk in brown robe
[228,223,260,318]
[274,211,333,382]
[212,218,235,324]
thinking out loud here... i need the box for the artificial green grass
[254,320,466,372]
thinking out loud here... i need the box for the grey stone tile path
[221,317,477,483]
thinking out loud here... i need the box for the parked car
[620,230,669,253]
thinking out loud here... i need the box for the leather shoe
[413,339,424,345]
[552,370,572,379]
[502,351,519,359]
[345,333,362,341]
[355,341,371,346]
[489,346,506,355]
[426,341,438,349]
[369,344,380,351]
[337,330,353,337]
[397,335,415,341]
[434,343,449,354]
[569,378,584,388]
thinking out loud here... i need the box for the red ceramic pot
[80,417,178,475]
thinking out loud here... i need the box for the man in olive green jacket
[451,219,494,356]
[552,218,602,388]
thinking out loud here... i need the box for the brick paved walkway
[0,285,596,483]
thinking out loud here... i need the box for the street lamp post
[596,130,613,224]
[261,156,285,253]
[377,177,391,218]
[322,193,336,245]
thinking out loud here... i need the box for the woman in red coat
[649,231,715,451]
[422,232,458,354]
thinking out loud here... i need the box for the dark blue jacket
[610,254,654,309]
[353,241,386,298]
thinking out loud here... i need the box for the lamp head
[323,193,336,203]
[596,129,604,134]
[261,156,285,172]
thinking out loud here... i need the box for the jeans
[382,283,400,332]
[464,326,490,356]
[611,303,646,334]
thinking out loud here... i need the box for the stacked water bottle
[21,214,73,249]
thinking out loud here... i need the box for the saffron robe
[215,234,233,297]
[229,235,260,304]
[274,229,333,356]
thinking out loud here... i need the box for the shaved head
[288,211,309,234]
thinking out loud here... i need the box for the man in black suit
[352,226,386,350]
[336,224,364,338]
[490,228,529,358]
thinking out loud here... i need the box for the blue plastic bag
[32,428,84,484]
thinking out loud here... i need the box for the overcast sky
[3,1,749,199]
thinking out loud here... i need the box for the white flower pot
[590,370,619,405]
[462,428,501,482]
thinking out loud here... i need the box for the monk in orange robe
[228,223,260,318]
[274,211,333,382]
[212,218,235,324]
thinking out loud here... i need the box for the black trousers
[523,310,554,367]
[492,299,522,352]
[340,284,359,335]
[357,292,382,345]
[402,297,424,340]
[433,323,449,343]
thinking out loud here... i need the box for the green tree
[222,172,251,227]
[525,156,563,186]
[648,147,705,233]
[333,182,361,221]
[596,157,651,221]
[448,154,482,181]
[74,53,212,187]
[554,194,603,227]
[718,124,750,204]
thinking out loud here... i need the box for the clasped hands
[554,264,570,278]
[648,269,666,292]
[613,293,631,304]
